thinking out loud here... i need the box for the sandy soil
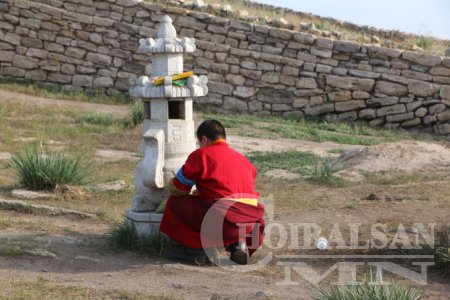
[335,141,450,182]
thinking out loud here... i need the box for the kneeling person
[160,120,265,265]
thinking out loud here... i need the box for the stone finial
[137,15,196,53]
[157,15,177,39]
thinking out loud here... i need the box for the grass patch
[310,157,345,187]
[0,216,12,229]
[247,150,321,175]
[0,202,41,215]
[0,245,26,257]
[10,146,92,190]
[343,202,357,209]
[314,21,335,32]
[107,221,169,256]
[247,150,343,186]
[327,148,345,155]
[434,226,450,276]
[0,104,4,119]
[202,113,428,146]
[0,78,131,104]
[416,35,434,50]
[317,281,423,300]
[80,111,114,126]
[128,100,144,127]
[0,276,173,300]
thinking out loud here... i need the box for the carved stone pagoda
[126,15,208,236]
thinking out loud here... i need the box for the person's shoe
[167,245,209,266]
[226,241,248,265]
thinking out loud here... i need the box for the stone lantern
[126,15,208,237]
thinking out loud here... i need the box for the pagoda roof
[138,15,196,54]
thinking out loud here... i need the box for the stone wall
[1,0,450,134]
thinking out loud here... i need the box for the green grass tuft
[0,104,4,119]
[0,217,12,230]
[247,150,343,186]
[9,146,92,191]
[247,150,321,175]
[107,221,169,256]
[310,156,344,187]
[80,111,114,126]
[317,281,423,300]
[434,226,450,276]
[128,100,144,127]
[327,148,345,155]
[416,35,434,50]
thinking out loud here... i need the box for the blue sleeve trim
[176,168,196,187]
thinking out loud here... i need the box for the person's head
[196,119,226,147]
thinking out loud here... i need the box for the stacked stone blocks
[1,0,449,134]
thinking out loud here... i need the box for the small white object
[317,237,328,250]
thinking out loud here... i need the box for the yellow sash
[221,198,258,206]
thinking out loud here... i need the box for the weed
[0,216,11,229]
[416,35,434,50]
[315,21,334,32]
[107,221,169,256]
[317,280,423,300]
[327,148,345,155]
[247,151,344,186]
[0,245,25,257]
[310,156,344,187]
[9,146,92,190]
[343,203,357,209]
[80,111,114,126]
[0,202,40,215]
[434,226,450,276]
[128,100,144,127]
[247,150,321,175]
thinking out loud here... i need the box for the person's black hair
[196,119,226,141]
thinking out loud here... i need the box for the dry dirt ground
[0,91,449,299]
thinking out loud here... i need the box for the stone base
[125,208,163,237]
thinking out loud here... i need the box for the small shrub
[107,221,169,256]
[317,281,423,300]
[128,100,144,127]
[80,111,114,126]
[0,104,4,119]
[9,147,92,190]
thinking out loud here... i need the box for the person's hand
[191,188,199,196]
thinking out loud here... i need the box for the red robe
[160,140,265,256]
